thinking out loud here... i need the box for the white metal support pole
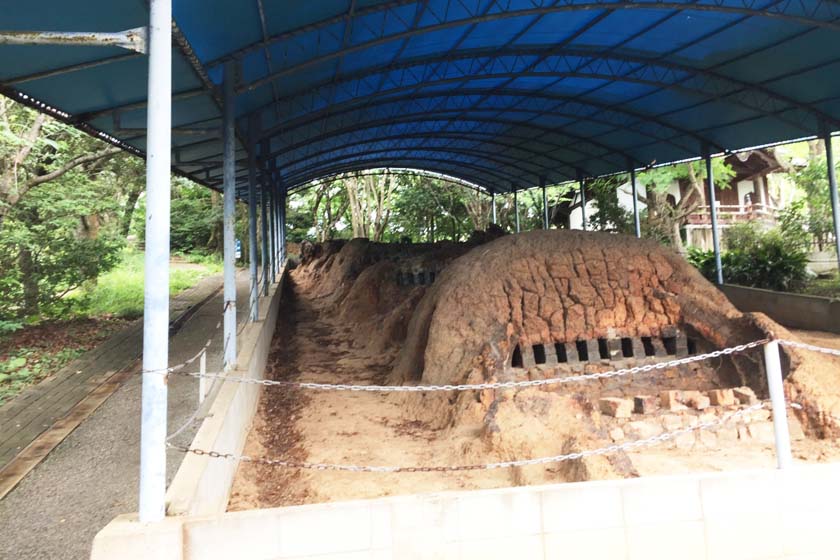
[259,143,270,297]
[763,340,793,469]
[514,190,520,233]
[222,62,237,370]
[491,192,497,224]
[630,166,641,238]
[138,0,171,524]
[247,122,259,322]
[823,128,840,272]
[541,176,548,229]
[267,181,276,281]
[705,151,724,285]
[578,170,587,231]
[279,189,287,265]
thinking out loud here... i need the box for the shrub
[688,223,808,292]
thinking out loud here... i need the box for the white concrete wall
[165,266,287,517]
[93,462,840,560]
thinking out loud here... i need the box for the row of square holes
[511,335,696,368]
[396,271,437,286]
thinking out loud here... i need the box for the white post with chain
[763,340,793,469]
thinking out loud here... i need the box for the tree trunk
[19,247,39,317]
[121,187,143,237]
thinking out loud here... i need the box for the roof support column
[578,170,587,231]
[268,178,276,281]
[705,151,724,285]
[514,190,520,233]
[491,192,497,225]
[630,165,641,238]
[279,188,287,265]
[823,128,840,272]
[259,144,270,297]
[222,61,237,369]
[541,177,548,229]
[247,122,259,322]
[138,0,171,524]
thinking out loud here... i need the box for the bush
[688,223,808,292]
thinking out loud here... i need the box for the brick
[675,334,689,357]
[698,430,717,448]
[626,420,661,439]
[674,432,696,450]
[685,393,711,411]
[599,397,633,418]
[634,395,658,415]
[708,389,735,407]
[733,386,758,405]
[609,427,625,442]
[564,342,580,364]
[607,338,623,361]
[631,337,647,359]
[587,339,601,362]
[662,414,683,432]
[748,422,776,444]
[651,337,668,357]
[660,390,686,411]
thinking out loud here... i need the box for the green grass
[73,249,222,319]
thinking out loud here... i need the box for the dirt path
[230,280,840,511]
[0,271,250,560]
[229,279,513,510]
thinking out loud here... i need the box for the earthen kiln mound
[232,230,840,508]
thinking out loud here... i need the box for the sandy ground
[0,271,250,560]
[229,282,840,511]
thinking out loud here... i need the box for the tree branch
[25,146,121,189]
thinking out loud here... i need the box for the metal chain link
[778,339,840,358]
[165,339,769,392]
[167,402,765,472]
[142,319,222,376]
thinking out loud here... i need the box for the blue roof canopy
[3,0,840,197]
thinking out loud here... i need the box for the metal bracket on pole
[0,27,148,53]
[763,340,793,469]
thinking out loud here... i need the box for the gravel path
[0,270,250,560]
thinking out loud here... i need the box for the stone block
[685,393,710,411]
[609,427,625,442]
[626,420,661,439]
[675,334,689,357]
[587,339,602,362]
[660,390,686,411]
[708,389,735,407]
[564,342,579,364]
[716,426,739,443]
[748,422,776,444]
[599,397,632,418]
[662,414,683,432]
[733,386,758,405]
[631,337,647,359]
[651,337,667,357]
[634,395,658,415]
[522,346,536,369]
[607,338,623,360]
[674,432,696,450]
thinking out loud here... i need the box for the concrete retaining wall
[92,462,840,559]
[720,284,840,334]
[164,267,286,517]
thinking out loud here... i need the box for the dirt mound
[239,230,840,507]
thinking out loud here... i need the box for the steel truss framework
[5,1,840,195]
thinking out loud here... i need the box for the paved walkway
[0,270,251,560]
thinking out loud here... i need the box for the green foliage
[73,249,217,319]
[688,223,808,292]
[586,175,633,233]
[0,170,125,319]
[792,158,835,249]
[0,346,83,405]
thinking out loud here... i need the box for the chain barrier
[163,339,769,392]
[167,402,766,472]
[141,319,222,376]
[778,339,840,358]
